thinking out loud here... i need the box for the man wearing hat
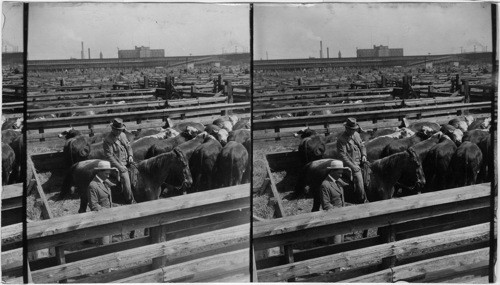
[88,161,116,244]
[336,117,368,203]
[320,159,349,243]
[103,118,136,205]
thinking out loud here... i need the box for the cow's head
[464,115,474,126]
[399,127,415,138]
[183,126,200,139]
[419,126,434,138]
[294,127,316,139]
[481,117,491,129]
[58,127,79,139]
[228,115,239,126]
[13,117,23,129]
[212,129,229,145]
[161,128,180,139]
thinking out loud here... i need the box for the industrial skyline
[27,3,249,60]
[254,3,492,60]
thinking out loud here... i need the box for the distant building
[118,46,165,59]
[356,45,403,58]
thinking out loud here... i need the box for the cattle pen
[253,148,494,282]
[26,150,250,283]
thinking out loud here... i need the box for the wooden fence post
[191,85,195,97]
[462,79,470,115]
[218,74,223,92]
[60,78,65,86]
[297,77,302,86]
[379,224,396,270]
[225,80,233,116]
[150,225,168,269]
[144,76,149,89]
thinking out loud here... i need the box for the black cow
[463,130,491,183]
[422,136,457,192]
[2,143,15,185]
[189,136,223,192]
[216,141,249,188]
[295,128,326,165]
[448,141,483,188]
[228,129,250,153]
[59,128,92,167]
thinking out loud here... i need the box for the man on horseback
[103,118,136,205]
[337,117,368,203]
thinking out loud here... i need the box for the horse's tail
[59,163,76,200]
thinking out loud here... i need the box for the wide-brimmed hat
[344,117,359,130]
[327,160,349,170]
[94,161,114,171]
[110,118,126,130]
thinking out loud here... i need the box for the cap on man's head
[110,118,126,130]
[94,161,114,171]
[344,117,359,130]
[327,160,349,170]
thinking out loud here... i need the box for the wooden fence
[254,181,492,282]
[1,183,24,283]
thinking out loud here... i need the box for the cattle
[172,121,205,133]
[189,135,223,192]
[176,132,209,161]
[215,141,249,188]
[295,128,326,165]
[2,143,15,185]
[448,141,483,188]
[368,148,426,201]
[407,122,440,134]
[1,117,22,131]
[448,117,471,133]
[204,124,229,145]
[468,117,491,131]
[228,129,250,153]
[232,118,251,130]
[1,129,22,145]
[411,132,443,163]
[365,136,397,162]
[213,115,238,132]
[8,134,24,183]
[422,135,457,192]
[440,124,463,145]
[59,128,92,167]
[380,129,432,158]
[60,148,193,213]
[144,127,199,159]
[463,129,491,182]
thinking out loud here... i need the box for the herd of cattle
[1,116,23,185]
[293,115,492,206]
[57,114,251,212]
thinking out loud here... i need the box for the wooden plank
[254,87,393,98]
[266,163,285,218]
[2,223,22,246]
[345,248,489,283]
[28,157,53,220]
[160,249,249,282]
[2,183,23,200]
[27,95,155,105]
[254,94,392,104]
[26,102,250,130]
[253,102,490,130]
[253,183,490,249]
[78,263,153,283]
[30,224,249,283]
[1,248,22,271]
[27,184,249,251]
[256,223,489,282]
[27,89,155,98]
[253,97,464,117]
[110,267,163,283]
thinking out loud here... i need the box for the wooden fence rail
[253,102,490,131]
[26,102,250,130]
[253,183,491,282]
[27,183,250,283]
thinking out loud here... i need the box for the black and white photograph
[252,3,496,282]
[2,2,24,283]
[24,3,251,283]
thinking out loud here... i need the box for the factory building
[356,45,403,58]
[118,46,165,59]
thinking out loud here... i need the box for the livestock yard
[252,60,496,282]
[20,64,251,283]
[2,64,25,282]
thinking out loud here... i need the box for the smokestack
[88,48,90,59]
[320,41,323,59]
[81,42,84,59]
[327,47,329,59]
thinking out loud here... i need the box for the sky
[254,3,493,60]
[2,2,23,52]
[27,3,250,60]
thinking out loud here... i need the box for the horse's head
[173,148,192,191]
[407,147,426,191]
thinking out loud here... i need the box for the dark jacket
[320,176,346,211]
[336,131,367,171]
[88,176,112,211]
[103,132,133,172]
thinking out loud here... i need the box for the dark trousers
[120,171,135,204]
